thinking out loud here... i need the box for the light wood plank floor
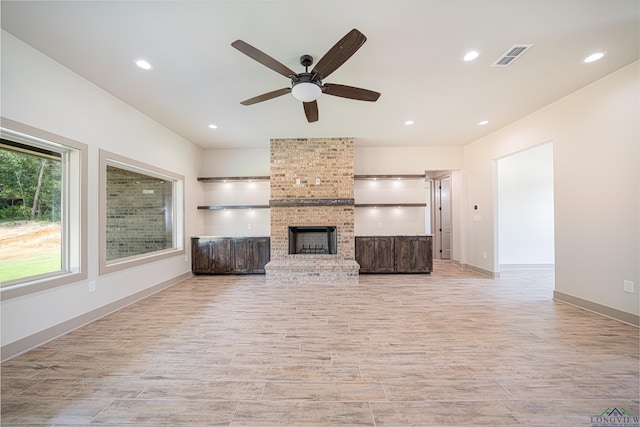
[2,261,639,426]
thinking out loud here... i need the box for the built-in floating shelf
[197,205,270,210]
[198,176,270,183]
[199,204,425,209]
[354,174,426,180]
[355,203,426,208]
[199,175,425,182]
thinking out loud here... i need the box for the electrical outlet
[89,281,96,293]
[483,252,488,260]
[624,280,634,293]
[248,223,252,230]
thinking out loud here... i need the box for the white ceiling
[2,0,638,149]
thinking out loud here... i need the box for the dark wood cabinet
[191,237,210,274]
[355,236,395,273]
[193,235,430,275]
[191,237,232,274]
[355,236,432,273]
[231,237,270,274]
[394,236,433,273]
[191,236,269,275]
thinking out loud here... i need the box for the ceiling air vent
[491,44,534,67]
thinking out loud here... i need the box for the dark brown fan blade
[324,83,380,102]
[303,101,319,122]
[311,29,367,79]
[241,88,291,106]
[232,40,296,78]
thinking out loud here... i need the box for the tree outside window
[0,142,62,282]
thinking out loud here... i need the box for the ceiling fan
[231,29,380,123]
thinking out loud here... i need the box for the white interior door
[438,176,452,259]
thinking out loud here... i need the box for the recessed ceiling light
[208,124,218,129]
[583,52,606,63]
[135,59,152,70]
[404,120,414,126]
[464,51,479,61]
[478,120,489,126]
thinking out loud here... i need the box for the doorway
[497,142,554,269]
[433,174,452,260]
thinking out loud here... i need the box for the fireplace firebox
[288,226,337,255]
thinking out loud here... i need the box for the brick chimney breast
[266,137,359,284]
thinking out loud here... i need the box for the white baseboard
[459,263,499,278]
[554,290,639,327]
[500,264,555,271]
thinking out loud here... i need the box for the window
[99,150,184,275]
[0,119,87,299]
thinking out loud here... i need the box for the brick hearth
[265,137,359,284]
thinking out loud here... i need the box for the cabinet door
[251,237,270,273]
[191,238,212,274]
[355,237,376,273]
[394,236,432,273]
[374,237,395,273]
[231,238,250,273]
[421,236,433,272]
[355,237,395,273]
[231,238,270,274]
[211,238,232,273]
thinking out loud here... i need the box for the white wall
[201,180,271,237]
[450,170,463,262]
[497,142,555,266]
[199,150,271,236]
[354,146,464,174]
[463,61,639,318]
[1,32,203,352]
[199,146,465,178]
[355,178,427,236]
[201,148,269,177]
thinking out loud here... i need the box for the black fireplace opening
[288,226,337,255]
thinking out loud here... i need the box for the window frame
[0,118,87,300]
[99,149,184,275]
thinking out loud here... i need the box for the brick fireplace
[265,137,359,284]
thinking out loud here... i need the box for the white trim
[500,264,555,271]
[554,291,639,327]
[0,118,87,300]
[98,149,185,276]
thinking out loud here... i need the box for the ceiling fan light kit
[231,29,380,123]
[291,81,322,102]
